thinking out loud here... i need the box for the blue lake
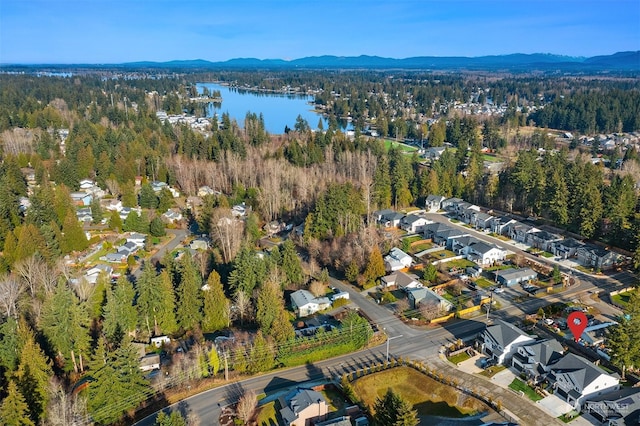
[197,82,329,134]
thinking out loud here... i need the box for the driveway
[456,354,485,374]
[491,367,516,388]
[537,394,574,417]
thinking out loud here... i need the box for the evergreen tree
[138,183,159,209]
[270,307,295,344]
[256,279,281,336]
[157,188,175,213]
[373,388,418,426]
[14,224,49,262]
[202,270,230,333]
[102,277,137,341]
[91,197,103,225]
[280,239,304,286]
[247,331,274,374]
[108,209,123,232]
[40,281,90,373]
[155,411,186,426]
[86,339,150,425]
[136,264,162,337]
[0,317,19,374]
[61,210,88,253]
[364,246,385,286]
[608,290,640,379]
[149,216,166,237]
[0,381,34,426]
[176,254,203,330]
[15,319,53,424]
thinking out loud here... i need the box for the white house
[400,215,431,233]
[424,194,446,212]
[384,247,413,272]
[466,240,507,266]
[547,353,620,411]
[481,320,536,365]
[290,290,331,318]
[127,233,147,248]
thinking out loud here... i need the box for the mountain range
[121,51,639,72]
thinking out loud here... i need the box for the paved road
[131,228,189,278]
[134,217,635,425]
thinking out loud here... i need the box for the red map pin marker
[567,311,588,342]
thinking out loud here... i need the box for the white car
[493,287,504,294]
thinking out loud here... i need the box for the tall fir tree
[202,270,230,332]
[0,381,34,426]
[102,277,138,341]
[176,254,203,330]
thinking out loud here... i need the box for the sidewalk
[425,357,564,426]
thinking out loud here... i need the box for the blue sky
[1,0,638,64]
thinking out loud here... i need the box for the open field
[353,366,487,418]
[383,139,419,152]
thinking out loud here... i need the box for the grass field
[474,278,495,288]
[448,352,471,364]
[508,378,543,402]
[255,400,278,426]
[352,367,486,418]
[478,365,506,378]
[611,290,634,307]
[383,139,419,152]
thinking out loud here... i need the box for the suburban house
[422,146,446,161]
[279,388,329,426]
[453,201,479,218]
[584,387,640,425]
[384,247,413,272]
[103,198,123,212]
[481,319,536,364]
[162,209,183,222]
[508,222,540,244]
[547,353,620,411]
[290,290,331,318]
[400,214,431,233]
[466,240,507,266]
[552,238,584,259]
[315,416,352,426]
[529,230,563,252]
[424,223,469,248]
[127,233,147,247]
[466,210,495,231]
[491,217,517,235]
[190,238,210,251]
[139,353,161,372]
[494,268,538,287]
[119,207,142,221]
[374,209,405,228]
[576,245,623,270]
[380,271,421,291]
[406,287,453,312]
[117,241,139,257]
[231,203,248,217]
[424,194,446,212]
[82,264,113,285]
[104,252,126,263]
[441,197,464,212]
[511,339,564,383]
[70,191,93,206]
[76,207,93,223]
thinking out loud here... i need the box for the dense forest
[0,69,639,425]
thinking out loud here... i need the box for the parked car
[493,287,504,294]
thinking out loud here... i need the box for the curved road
[135,216,634,425]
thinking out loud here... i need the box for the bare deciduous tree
[210,209,243,263]
[419,301,443,321]
[236,389,257,424]
[233,291,253,325]
[308,280,327,297]
[13,255,48,297]
[0,274,24,318]
[46,378,88,426]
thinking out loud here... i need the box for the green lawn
[404,235,423,244]
[483,154,501,162]
[446,259,477,269]
[478,365,506,378]
[508,378,543,402]
[448,352,471,364]
[485,265,513,272]
[255,400,278,426]
[611,291,634,307]
[411,242,434,253]
[474,278,494,288]
[383,139,418,152]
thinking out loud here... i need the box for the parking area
[456,353,485,374]
[536,394,574,417]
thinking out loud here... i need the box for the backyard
[508,378,543,402]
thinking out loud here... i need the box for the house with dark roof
[450,236,506,266]
[576,244,623,270]
[380,271,421,290]
[441,197,464,212]
[494,268,537,287]
[481,319,535,364]
[490,217,517,235]
[508,222,540,244]
[584,387,640,425]
[547,353,620,410]
[400,214,431,233]
[424,194,446,212]
[374,210,405,228]
[552,238,584,259]
[279,388,329,426]
[511,339,564,383]
[468,211,495,231]
[529,230,563,252]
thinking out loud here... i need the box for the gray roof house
[441,197,464,211]
[290,290,331,318]
[529,230,563,252]
[279,388,329,426]
[491,217,517,235]
[104,252,126,263]
[381,271,421,290]
[424,194,446,212]
[577,244,623,271]
[547,353,620,410]
[494,268,537,287]
[511,339,564,382]
[552,238,584,259]
[384,247,413,272]
[481,320,536,364]
[584,387,640,425]
[400,214,431,233]
[423,222,454,241]
[406,287,453,312]
[117,241,138,257]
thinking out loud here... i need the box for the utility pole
[224,351,229,381]
[486,292,494,321]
